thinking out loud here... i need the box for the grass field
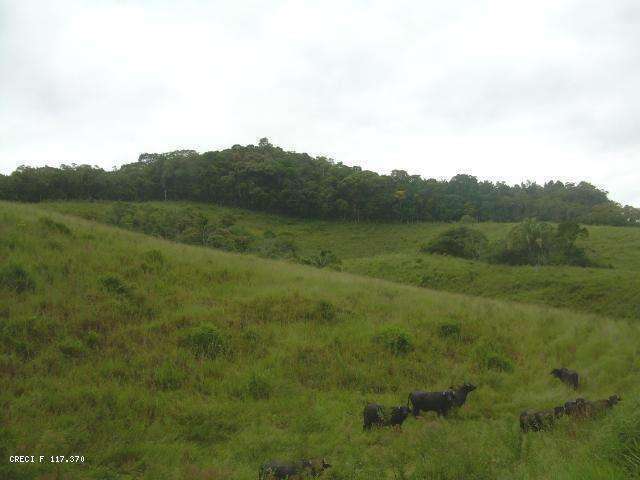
[40,201,640,320]
[1,201,640,479]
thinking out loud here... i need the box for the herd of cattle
[258,367,622,479]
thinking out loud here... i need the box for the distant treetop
[0,141,638,226]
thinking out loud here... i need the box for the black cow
[520,406,565,432]
[363,403,411,430]
[551,367,579,389]
[408,389,456,417]
[259,458,331,479]
[449,382,477,407]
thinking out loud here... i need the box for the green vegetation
[420,226,488,259]
[40,201,640,320]
[423,220,594,267]
[1,201,640,479]
[488,219,593,267]
[1,141,639,225]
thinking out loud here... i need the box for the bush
[438,323,461,340]
[311,300,337,323]
[0,264,35,293]
[421,226,488,259]
[100,275,131,297]
[473,341,514,373]
[373,326,413,356]
[487,219,593,267]
[181,324,229,359]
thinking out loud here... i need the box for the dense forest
[1,139,638,225]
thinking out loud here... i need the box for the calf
[520,406,564,432]
[259,458,331,479]
[363,403,411,430]
[408,389,456,417]
[551,367,579,389]
[449,382,477,407]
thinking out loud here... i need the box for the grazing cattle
[564,398,587,418]
[408,389,456,417]
[259,458,331,479]
[520,406,565,432]
[551,367,579,389]
[565,395,621,419]
[449,383,477,407]
[363,403,411,430]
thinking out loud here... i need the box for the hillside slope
[41,201,640,320]
[1,201,640,479]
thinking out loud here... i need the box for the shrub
[373,326,413,356]
[0,264,36,293]
[486,355,514,372]
[473,341,514,373]
[487,219,593,267]
[181,324,229,359]
[438,323,461,340]
[421,226,488,259]
[312,300,337,323]
[100,275,131,297]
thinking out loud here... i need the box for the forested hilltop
[2,139,638,225]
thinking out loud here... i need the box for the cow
[520,406,565,432]
[564,397,588,418]
[565,395,621,419]
[449,382,477,407]
[363,403,411,430]
[259,458,331,479]
[551,367,579,389]
[408,389,457,417]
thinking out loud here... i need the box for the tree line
[1,138,638,226]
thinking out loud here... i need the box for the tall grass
[40,200,640,320]
[1,201,639,479]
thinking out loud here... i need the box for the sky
[1,0,638,206]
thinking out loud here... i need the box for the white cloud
[1,0,638,205]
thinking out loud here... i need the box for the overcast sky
[1,0,638,205]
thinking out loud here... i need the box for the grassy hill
[40,201,640,320]
[1,201,640,479]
